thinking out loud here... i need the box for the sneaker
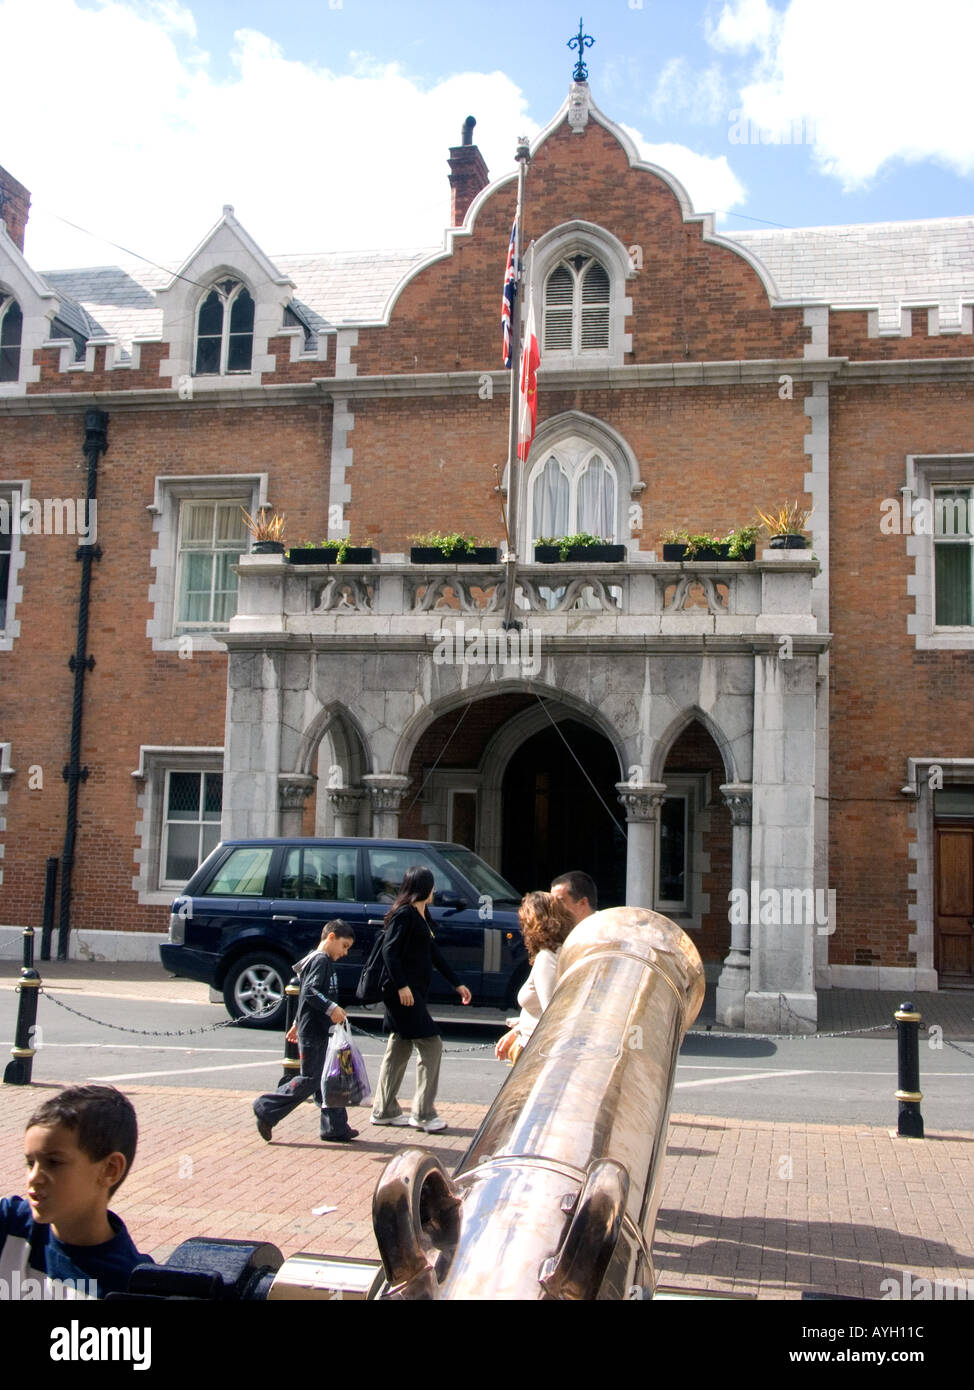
[371,1113,411,1127]
[409,1115,447,1133]
[256,1117,273,1143]
[321,1128,359,1143]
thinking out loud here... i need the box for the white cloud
[0,0,535,268]
[651,57,729,123]
[621,128,747,218]
[710,0,974,187]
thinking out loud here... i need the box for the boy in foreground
[253,919,358,1143]
[0,1084,149,1299]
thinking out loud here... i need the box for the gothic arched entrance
[501,718,626,906]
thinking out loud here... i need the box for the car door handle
[272,915,297,923]
[368,918,385,926]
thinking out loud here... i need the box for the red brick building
[1,81,973,1028]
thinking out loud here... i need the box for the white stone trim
[155,209,295,390]
[654,771,711,929]
[131,745,225,905]
[824,964,937,991]
[0,478,29,650]
[904,453,974,650]
[802,305,829,360]
[0,742,12,888]
[529,221,634,367]
[0,925,167,962]
[146,473,269,651]
[329,398,353,539]
[0,225,58,395]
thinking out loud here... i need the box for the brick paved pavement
[2,1079,971,1300]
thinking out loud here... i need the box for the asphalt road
[3,987,972,1129]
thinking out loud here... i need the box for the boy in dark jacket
[1,1084,150,1299]
[253,919,357,1143]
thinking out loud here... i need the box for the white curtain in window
[532,456,571,539]
[576,455,616,539]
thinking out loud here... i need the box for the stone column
[615,782,668,911]
[327,787,366,838]
[277,775,315,837]
[363,774,412,839]
[715,783,753,1029]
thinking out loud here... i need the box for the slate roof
[33,216,974,357]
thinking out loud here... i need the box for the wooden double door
[936,825,974,986]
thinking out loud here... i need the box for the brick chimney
[448,116,489,227]
[0,165,30,253]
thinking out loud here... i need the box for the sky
[2,0,973,271]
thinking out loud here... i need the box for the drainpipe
[56,408,107,960]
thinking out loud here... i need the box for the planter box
[534,544,626,563]
[768,534,807,550]
[288,547,379,565]
[252,540,285,555]
[662,543,756,561]
[410,546,499,564]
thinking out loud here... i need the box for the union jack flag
[501,217,518,367]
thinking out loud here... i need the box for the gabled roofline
[349,85,785,326]
[0,220,60,303]
[159,206,295,295]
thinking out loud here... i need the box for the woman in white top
[495,891,576,1065]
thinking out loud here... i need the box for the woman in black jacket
[370,865,471,1133]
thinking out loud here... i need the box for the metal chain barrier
[26,985,971,1053]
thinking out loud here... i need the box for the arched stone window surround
[649,705,741,786]
[193,276,255,376]
[517,411,641,548]
[0,290,23,382]
[528,220,633,367]
[0,226,59,395]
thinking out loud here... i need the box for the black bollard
[894,1001,924,1139]
[4,924,41,1085]
[277,974,301,1088]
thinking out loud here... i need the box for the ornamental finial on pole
[568,17,594,83]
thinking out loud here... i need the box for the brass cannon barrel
[371,905,704,1299]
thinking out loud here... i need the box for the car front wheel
[223,952,290,1029]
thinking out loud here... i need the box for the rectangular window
[657,795,688,912]
[162,770,223,886]
[175,500,248,630]
[934,486,974,626]
[280,846,358,902]
[204,844,273,898]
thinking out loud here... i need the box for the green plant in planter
[410,530,480,558]
[681,531,724,558]
[535,532,610,561]
[723,523,760,558]
[295,537,351,562]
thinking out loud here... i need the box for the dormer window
[194,279,254,375]
[543,256,610,354]
[0,294,22,382]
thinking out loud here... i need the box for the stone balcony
[227,551,825,648]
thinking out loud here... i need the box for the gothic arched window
[194,279,254,375]
[542,255,610,355]
[528,441,619,543]
[0,294,23,382]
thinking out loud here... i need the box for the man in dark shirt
[253,920,357,1143]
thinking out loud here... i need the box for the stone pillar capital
[615,781,668,823]
[719,783,753,826]
[277,774,316,812]
[362,774,411,815]
[326,786,366,817]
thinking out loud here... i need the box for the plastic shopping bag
[322,1022,372,1109]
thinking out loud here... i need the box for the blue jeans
[253,1039,350,1138]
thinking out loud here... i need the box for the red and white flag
[516,293,539,462]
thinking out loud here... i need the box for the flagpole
[503,136,531,630]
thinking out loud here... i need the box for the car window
[367,849,454,903]
[281,846,358,901]
[439,848,522,905]
[203,846,274,897]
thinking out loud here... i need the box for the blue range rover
[160,838,527,1028]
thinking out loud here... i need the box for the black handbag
[355,927,387,1004]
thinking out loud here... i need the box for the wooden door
[935,826,974,986]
